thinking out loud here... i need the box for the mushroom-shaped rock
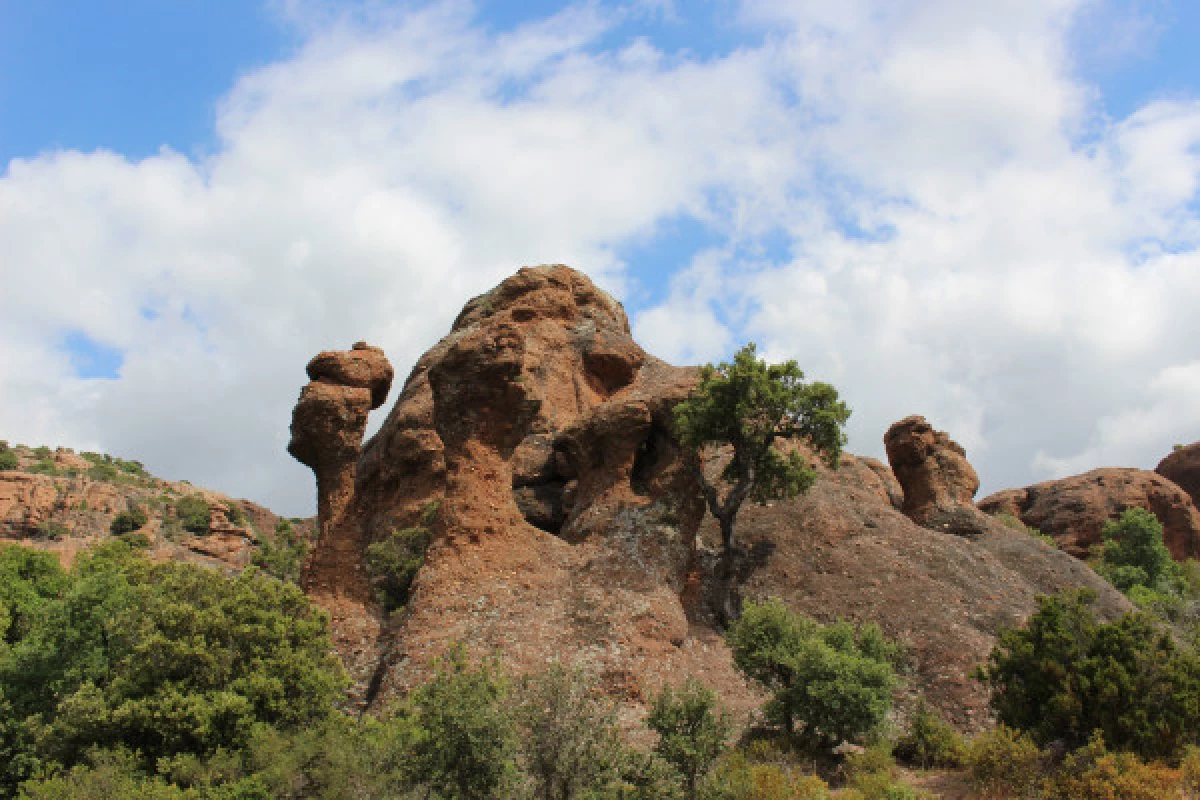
[288,343,393,602]
[885,415,987,535]
[1157,441,1200,512]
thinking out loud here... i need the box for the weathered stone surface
[306,342,394,409]
[885,415,989,536]
[1157,442,1200,511]
[723,447,1129,731]
[979,468,1200,561]
[288,265,1139,729]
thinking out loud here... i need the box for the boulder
[885,415,989,536]
[1157,442,1200,511]
[978,468,1200,561]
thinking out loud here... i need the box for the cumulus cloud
[2,0,1199,513]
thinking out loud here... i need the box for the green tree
[673,344,848,622]
[673,344,849,555]
[726,599,898,750]
[512,662,624,800]
[977,589,1200,759]
[409,647,518,800]
[0,542,346,782]
[1097,507,1180,593]
[646,678,730,800]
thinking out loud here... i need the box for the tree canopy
[672,343,849,553]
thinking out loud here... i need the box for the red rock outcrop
[290,265,1134,729]
[978,469,1200,561]
[288,342,394,703]
[0,445,304,572]
[885,415,990,536]
[1157,442,1200,511]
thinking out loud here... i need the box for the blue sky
[3,0,1200,514]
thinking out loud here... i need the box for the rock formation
[0,444,302,572]
[287,342,395,703]
[1158,442,1200,511]
[290,264,1133,728]
[884,415,989,536]
[978,469,1200,561]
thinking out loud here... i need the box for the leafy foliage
[1096,508,1180,593]
[0,450,17,472]
[408,646,518,800]
[727,599,899,750]
[250,520,308,584]
[672,343,850,553]
[0,542,345,792]
[893,698,965,769]
[646,678,731,800]
[366,527,433,613]
[512,662,625,800]
[174,495,211,535]
[108,508,148,537]
[365,501,439,613]
[977,589,1200,759]
[965,725,1043,799]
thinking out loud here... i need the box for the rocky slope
[0,442,313,572]
[288,265,1141,728]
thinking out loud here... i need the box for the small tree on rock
[673,343,849,555]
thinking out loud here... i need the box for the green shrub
[965,726,1043,798]
[366,525,433,612]
[0,542,345,783]
[0,451,17,471]
[251,520,308,584]
[702,751,829,800]
[108,508,148,536]
[1096,507,1180,593]
[173,495,211,535]
[993,511,1056,546]
[26,460,59,476]
[32,447,51,459]
[85,463,118,482]
[408,646,518,800]
[1040,732,1181,800]
[893,699,965,769]
[512,662,625,799]
[33,521,69,540]
[727,599,899,750]
[976,589,1200,759]
[841,746,924,800]
[647,678,731,800]
[224,503,245,526]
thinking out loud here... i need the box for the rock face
[885,415,989,536]
[978,469,1200,561]
[723,450,1129,730]
[1158,442,1200,511]
[293,264,1133,728]
[0,445,307,572]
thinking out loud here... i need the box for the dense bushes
[251,520,308,584]
[977,589,1200,760]
[174,495,212,534]
[108,507,148,536]
[365,502,438,612]
[0,542,344,795]
[727,599,899,750]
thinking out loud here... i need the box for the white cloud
[2,0,1199,514]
